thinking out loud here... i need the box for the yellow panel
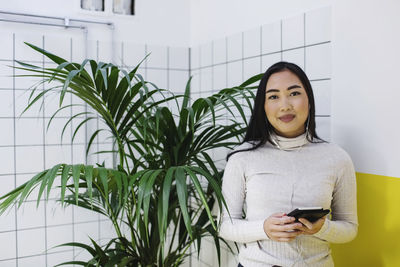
[331,172,400,267]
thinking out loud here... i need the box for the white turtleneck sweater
[219,133,358,267]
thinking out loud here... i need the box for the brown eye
[290,91,301,96]
[268,95,278,100]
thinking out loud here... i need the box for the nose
[279,96,292,111]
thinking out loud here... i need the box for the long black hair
[227,61,326,160]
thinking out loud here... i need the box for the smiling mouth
[279,115,295,122]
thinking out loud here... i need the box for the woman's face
[264,69,309,138]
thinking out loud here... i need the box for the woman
[219,61,358,267]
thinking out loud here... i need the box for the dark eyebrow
[265,85,302,94]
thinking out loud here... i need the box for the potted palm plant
[0,42,261,266]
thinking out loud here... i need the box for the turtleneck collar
[269,131,310,151]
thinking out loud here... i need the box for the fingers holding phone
[263,212,304,242]
[298,215,327,235]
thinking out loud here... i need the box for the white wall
[331,0,400,178]
[189,0,331,46]
[1,0,191,46]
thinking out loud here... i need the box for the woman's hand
[297,216,327,235]
[263,212,304,242]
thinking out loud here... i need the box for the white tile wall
[123,42,146,67]
[16,201,45,229]
[169,70,190,93]
[0,90,14,116]
[18,255,46,267]
[213,64,227,90]
[243,27,261,58]
[0,232,16,260]
[227,61,242,88]
[262,21,281,54]
[305,43,331,79]
[282,47,305,70]
[312,80,331,116]
[146,45,168,69]
[0,32,14,61]
[282,14,304,50]
[213,38,227,65]
[17,228,46,257]
[305,6,331,45]
[227,33,242,61]
[200,42,212,67]
[169,47,189,69]
[0,119,14,146]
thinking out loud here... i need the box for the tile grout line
[42,34,48,267]
[70,36,76,262]
[13,32,19,267]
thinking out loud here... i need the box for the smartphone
[287,207,330,223]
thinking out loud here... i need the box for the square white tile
[190,45,200,70]
[16,201,45,229]
[0,206,15,232]
[44,35,71,61]
[282,14,305,50]
[17,254,46,267]
[14,89,42,117]
[46,199,73,226]
[227,33,242,61]
[0,119,14,146]
[169,46,189,69]
[0,232,16,260]
[14,33,43,62]
[15,118,43,145]
[97,40,113,63]
[262,21,282,54]
[316,116,331,141]
[0,32,13,61]
[243,57,261,83]
[123,42,146,67]
[146,68,168,90]
[71,36,86,63]
[243,27,261,58]
[146,45,168,69]
[200,42,212,68]
[213,64,227,91]
[46,224,74,253]
[44,118,71,145]
[312,80,331,116]
[227,61,243,88]
[282,48,305,70]
[261,53,282,72]
[72,144,87,164]
[305,6,331,45]
[169,70,190,93]
[305,43,331,80]
[213,38,227,65]
[0,90,14,116]
[0,64,14,89]
[0,147,15,174]
[15,146,44,173]
[45,145,72,168]
[74,221,99,244]
[47,250,74,267]
[17,227,46,257]
[189,70,201,96]
[200,67,212,93]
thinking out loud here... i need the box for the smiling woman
[219,61,358,267]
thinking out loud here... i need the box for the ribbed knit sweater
[219,132,358,267]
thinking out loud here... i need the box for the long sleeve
[218,153,269,243]
[314,153,358,243]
